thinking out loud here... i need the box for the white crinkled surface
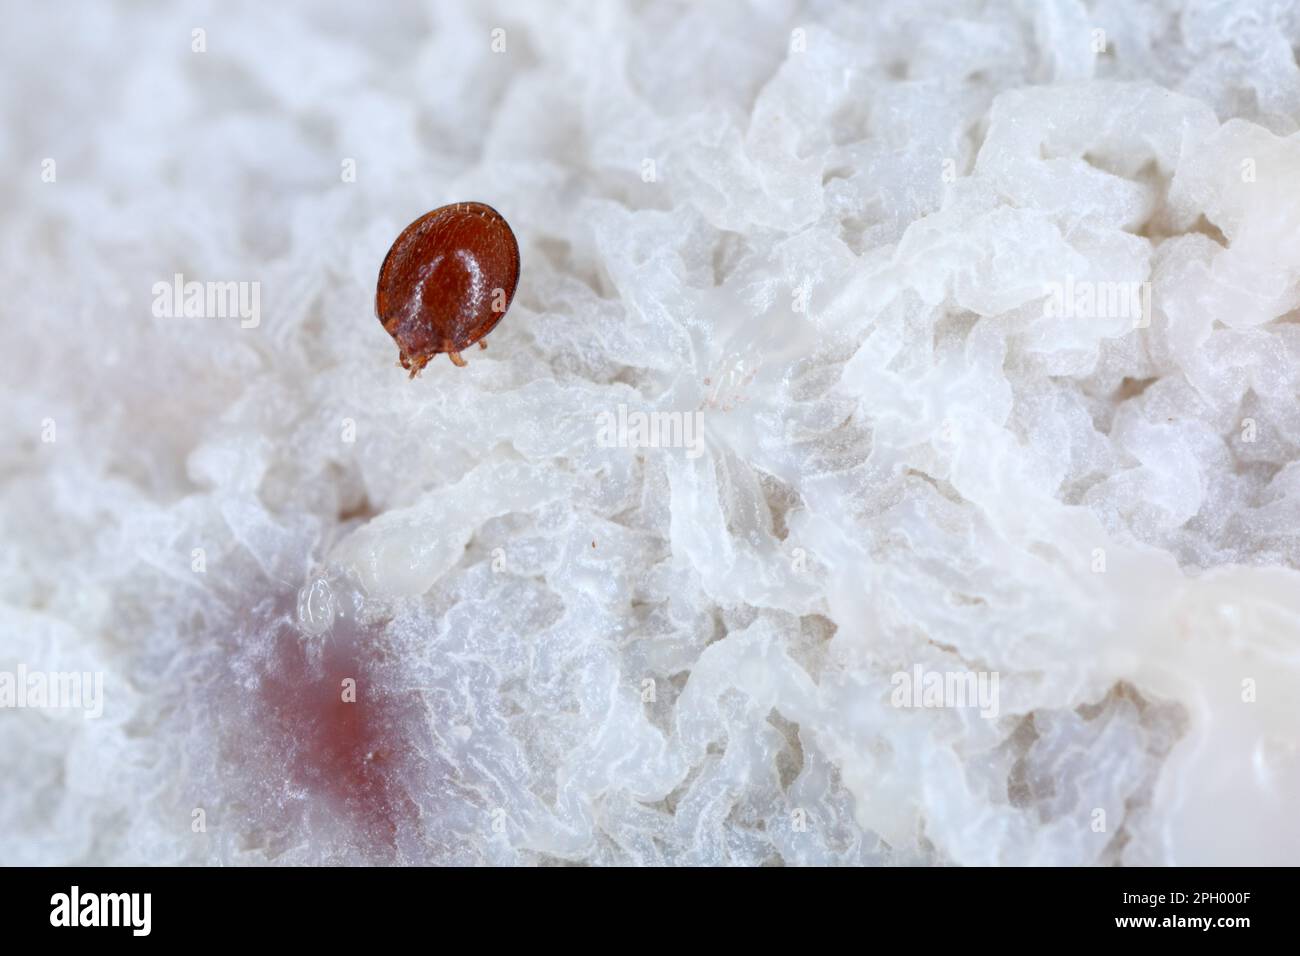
[1,0,1299,865]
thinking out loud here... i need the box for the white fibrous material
[2,0,1299,866]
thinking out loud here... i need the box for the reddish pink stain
[255,618,421,856]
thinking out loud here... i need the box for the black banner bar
[0,866,1284,942]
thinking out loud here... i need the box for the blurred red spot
[257,620,419,854]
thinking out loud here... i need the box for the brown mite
[375,201,520,376]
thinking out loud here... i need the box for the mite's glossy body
[376,201,520,376]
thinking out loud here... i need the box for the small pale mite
[375,201,521,376]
